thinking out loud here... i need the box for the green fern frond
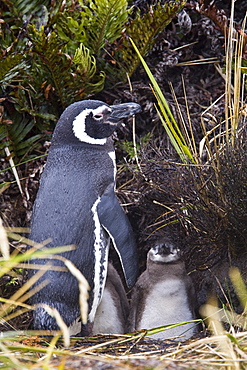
[73,44,98,80]
[13,0,50,16]
[82,0,129,56]
[28,24,72,108]
[0,116,41,159]
[121,0,186,77]
[28,25,105,107]
[0,124,8,143]
[0,54,24,83]
[72,44,106,98]
[56,11,87,53]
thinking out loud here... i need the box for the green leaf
[10,121,34,142]
[82,0,129,56]
[121,1,186,77]
[72,44,106,97]
[73,44,97,80]
[56,11,87,53]
[15,135,41,151]
[0,116,41,159]
[0,54,25,83]
[226,333,239,345]
[13,0,50,16]
[130,38,194,163]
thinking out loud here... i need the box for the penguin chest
[92,287,125,334]
[137,278,195,340]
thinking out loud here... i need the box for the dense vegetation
[0,0,185,159]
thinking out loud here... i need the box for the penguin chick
[128,238,197,341]
[69,263,129,336]
[29,100,140,332]
[92,263,129,335]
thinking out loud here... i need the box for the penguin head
[148,239,180,264]
[52,100,141,145]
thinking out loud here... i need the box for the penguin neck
[51,137,115,152]
[147,259,186,280]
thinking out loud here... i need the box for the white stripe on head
[72,107,109,145]
[89,197,109,322]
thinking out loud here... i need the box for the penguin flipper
[127,284,139,332]
[97,184,138,288]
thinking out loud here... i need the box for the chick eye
[94,113,103,120]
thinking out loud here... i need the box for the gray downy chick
[92,263,129,334]
[128,238,197,341]
[69,263,129,336]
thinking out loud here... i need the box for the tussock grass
[1,227,247,367]
[130,37,195,164]
[0,226,89,349]
[1,329,247,369]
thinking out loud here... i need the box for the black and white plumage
[128,238,197,341]
[29,99,140,332]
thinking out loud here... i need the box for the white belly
[137,278,196,341]
[92,287,124,334]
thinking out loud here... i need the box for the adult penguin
[29,99,140,333]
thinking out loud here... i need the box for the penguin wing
[97,184,138,288]
[185,276,197,318]
[127,287,140,332]
[107,263,129,320]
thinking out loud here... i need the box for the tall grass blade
[0,218,10,260]
[130,38,194,163]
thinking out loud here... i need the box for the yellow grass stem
[200,297,240,370]
[0,218,10,260]
[130,37,194,163]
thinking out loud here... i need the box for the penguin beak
[108,102,141,124]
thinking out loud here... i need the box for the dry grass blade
[224,3,247,146]
[200,298,239,369]
[0,341,25,370]
[176,57,219,66]
[39,304,70,347]
[201,304,247,330]
[159,333,247,364]
[63,258,90,325]
[75,335,130,355]
[39,334,61,368]
[229,267,247,314]
[0,241,75,279]
[4,147,23,195]
[0,275,48,321]
[0,217,10,259]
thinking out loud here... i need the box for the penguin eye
[94,113,104,120]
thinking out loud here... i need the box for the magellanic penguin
[128,238,197,341]
[92,263,129,335]
[29,99,140,333]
